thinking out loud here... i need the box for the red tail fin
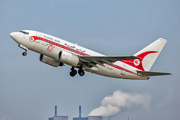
[122,38,167,71]
[122,51,158,71]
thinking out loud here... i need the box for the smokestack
[79,105,81,118]
[55,105,57,116]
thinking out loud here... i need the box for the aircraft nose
[10,32,17,39]
[10,32,20,43]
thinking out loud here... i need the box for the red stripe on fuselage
[31,36,142,77]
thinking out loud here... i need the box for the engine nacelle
[58,51,80,66]
[40,54,63,67]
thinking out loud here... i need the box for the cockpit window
[19,31,29,35]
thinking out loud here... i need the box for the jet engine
[57,51,80,67]
[40,54,63,67]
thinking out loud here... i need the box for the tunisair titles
[43,35,86,53]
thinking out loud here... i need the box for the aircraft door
[36,32,42,43]
[36,32,42,37]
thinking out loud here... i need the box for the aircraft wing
[137,71,171,76]
[79,56,139,67]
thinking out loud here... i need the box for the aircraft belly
[93,64,148,80]
[93,64,122,78]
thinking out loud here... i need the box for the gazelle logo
[134,59,140,66]
[29,36,34,42]
[46,44,55,52]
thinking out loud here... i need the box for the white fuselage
[10,30,149,80]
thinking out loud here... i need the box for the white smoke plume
[89,90,151,117]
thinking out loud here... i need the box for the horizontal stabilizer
[137,71,171,76]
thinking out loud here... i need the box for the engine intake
[58,51,80,66]
[40,54,63,67]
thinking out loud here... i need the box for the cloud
[89,90,151,117]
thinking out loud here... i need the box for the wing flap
[137,71,171,76]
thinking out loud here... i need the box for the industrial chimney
[55,105,57,116]
[79,105,81,118]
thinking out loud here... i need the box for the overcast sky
[0,0,180,120]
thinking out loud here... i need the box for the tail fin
[122,38,167,71]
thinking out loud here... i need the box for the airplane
[10,30,171,80]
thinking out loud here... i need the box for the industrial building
[48,106,102,120]
[48,105,68,120]
[73,106,88,120]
